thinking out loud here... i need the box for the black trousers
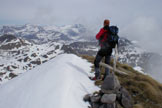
[94,48,112,78]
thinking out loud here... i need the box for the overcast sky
[0,0,162,53]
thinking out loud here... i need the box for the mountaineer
[92,19,119,80]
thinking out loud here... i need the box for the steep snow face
[0,54,99,108]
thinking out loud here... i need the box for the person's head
[104,19,110,27]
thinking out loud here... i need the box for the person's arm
[96,28,105,40]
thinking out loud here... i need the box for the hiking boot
[94,68,100,80]
[90,76,100,81]
[91,76,97,80]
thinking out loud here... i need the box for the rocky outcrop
[61,42,97,56]
[0,34,17,42]
[24,56,31,62]
[42,54,48,58]
[31,53,37,57]
[30,58,41,65]
[61,45,78,54]
[84,74,133,108]
[9,73,17,78]
[0,34,29,50]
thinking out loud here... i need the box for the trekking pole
[113,44,118,75]
[100,44,127,75]
[99,62,127,75]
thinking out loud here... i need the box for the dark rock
[23,54,28,56]
[0,35,28,50]
[83,73,133,108]
[101,94,116,104]
[107,103,116,108]
[24,56,31,62]
[99,104,107,108]
[27,64,32,67]
[47,50,55,55]
[120,87,133,108]
[92,103,100,108]
[30,58,41,65]
[23,66,28,70]
[83,94,91,102]
[0,34,17,42]
[101,74,121,94]
[61,45,77,55]
[11,65,18,69]
[31,53,37,57]
[42,55,48,58]
[0,64,4,67]
[42,60,47,63]
[61,41,98,56]
[5,76,8,79]
[90,95,101,103]
[6,66,12,71]
[0,72,5,76]
[17,50,20,55]
[116,101,123,108]
[9,73,17,78]
[116,91,122,101]
[55,45,60,50]
[17,59,23,62]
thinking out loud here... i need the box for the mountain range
[0,24,162,83]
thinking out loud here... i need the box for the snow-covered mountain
[0,24,162,83]
[0,24,87,44]
[0,54,99,108]
[0,34,63,84]
[0,34,30,50]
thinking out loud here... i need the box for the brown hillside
[81,55,162,108]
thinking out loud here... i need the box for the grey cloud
[0,0,162,53]
[121,16,162,53]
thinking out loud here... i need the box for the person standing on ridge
[92,19,119,80]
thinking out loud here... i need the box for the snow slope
[0,54,99,108]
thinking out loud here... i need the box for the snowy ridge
[0,54,99,108]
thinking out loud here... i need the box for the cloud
[120,16,162,83]
[121,16,162,53]
[30,7,57,25]
[0,0,162,53]
[0,0,161,26]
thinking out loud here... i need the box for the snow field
[0,54,99,108]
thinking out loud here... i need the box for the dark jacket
[96,27,112,56]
